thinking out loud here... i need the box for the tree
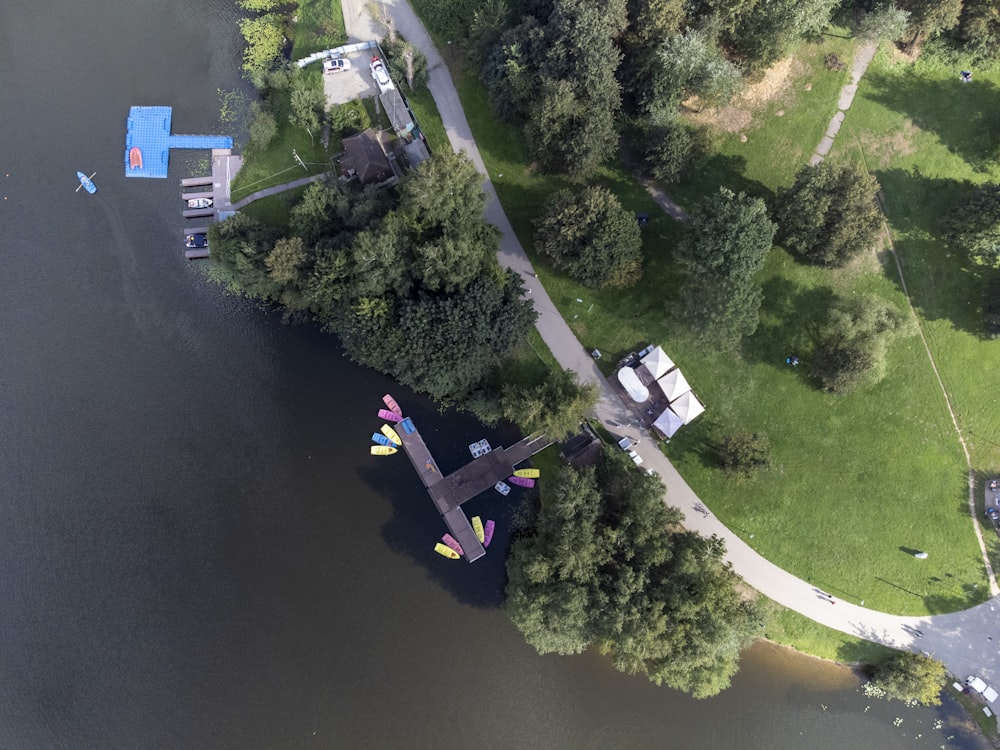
[265,236,308,287]
[810,293,912,393]
[674,188,776,343]
[944,182,1000,268]
[957,0,1000,59]
[984,276,1000,337]
[247,102,278,154]
[207,213,283,300]
[533,186,644,289]
[289,76,325,144]
[644,119,703,184]
[238,0,280,9]
[505,448,763,696]
[867,652,946,705]
[898,0,964,48]
[239,14,285,81]
[383,37,430,90]
[501,369,599,439]
[716,431,772,479]
[776,161,883,267]
[390,270,537,401]
[859,3,911,42]
[399,151,500,293]
[651,25,742,114]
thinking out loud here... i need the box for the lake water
[0,1,988,747]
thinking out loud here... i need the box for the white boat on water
[187,197,213,209]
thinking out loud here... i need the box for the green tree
[265,236,308,287]
[867,652,946,705]
[859,3,912,42]
[391,270,537,401]
[383,37,430,90]
[898,0,964,48]
[501,369,599,439]
[652,25,742,114]
[716,431,772,479]
[207,213,283,300]
[944,182,1000,268]
[776,161,883,267]
[674,188,776,343]
[957,0,1000,59]
[238,0,280,10]
[984,276,1000,337]
[810,293,912,393]
[644,119,703,184]
[247,102,278,154]
[289,76,325,144]
[239,14,285,81]
[534,186,644,289]
[506,448,763,696]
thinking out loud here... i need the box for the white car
[323,57,351,74]
[369,56,394,93]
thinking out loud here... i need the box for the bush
[716,431,772,479]
[382,37,430,90]
[943,182,1000,268]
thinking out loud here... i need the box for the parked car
[369,56,394,93]
[185,233,208,249]
[187,197,213,209]
[323,57,351,74]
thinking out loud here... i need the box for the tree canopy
[809,293,913,393]
[501,369,599,439]
[210,151,537,405]
[674,187,776,344]
[506,448,762,697]
[776,161,883,267]
[944,182,1000,268]
[867,651,946,706]
[533,186,644,289]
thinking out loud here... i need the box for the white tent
[639,346,674,381]
[617,367,649,403]
[669,391,705,424]
[652,407,684,438]
[657,367,691,402]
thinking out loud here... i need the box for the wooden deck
[394,415,552,563]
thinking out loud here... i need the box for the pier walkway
[394,414,551,562]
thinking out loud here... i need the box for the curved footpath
[344,0,1000,688]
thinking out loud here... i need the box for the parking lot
[322,53,380,106]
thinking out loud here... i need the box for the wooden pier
[394,415,551,563]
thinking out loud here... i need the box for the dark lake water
[0,1,988,747]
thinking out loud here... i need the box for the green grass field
[420,32,994,615]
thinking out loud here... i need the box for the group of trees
[210,151,538,404]
[506,448,763,697]
[237,0,288,85]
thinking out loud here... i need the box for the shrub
[716,431,772,479]
[865,651,946,706]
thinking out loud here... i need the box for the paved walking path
[343,1,1000,689]
[809,40,877,165]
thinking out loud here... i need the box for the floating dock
[394,414,551,563]
[124,106,233,178]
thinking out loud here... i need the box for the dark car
[185,233,208,249]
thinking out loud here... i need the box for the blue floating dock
[124,106,233,179]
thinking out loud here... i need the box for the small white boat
[187,197,213,209]
[494,481,511,496]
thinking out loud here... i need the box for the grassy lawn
[291,0,346,59]
[413,25,991,615]
[668,28,858,207]
[760,597,895,665]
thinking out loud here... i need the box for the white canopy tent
[652,407,684,438]
[639,346,674,381]
[669,391,705,424]
[657,367,691,402]
[617,367,649,403]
